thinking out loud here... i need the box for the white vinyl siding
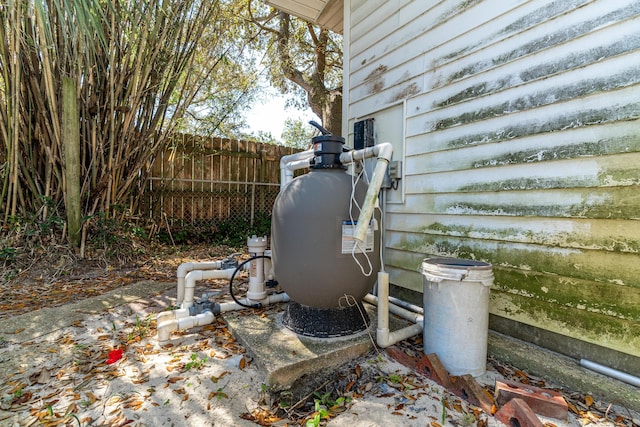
[347,0,640,362]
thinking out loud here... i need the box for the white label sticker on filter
[341,220,374,254]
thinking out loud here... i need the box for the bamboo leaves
[0,0,226,246]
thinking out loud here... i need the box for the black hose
[229,255,272,309]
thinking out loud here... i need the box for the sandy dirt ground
[1,277,638,427]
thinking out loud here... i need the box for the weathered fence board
[140,134,299,228]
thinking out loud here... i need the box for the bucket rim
[422,257,492,270]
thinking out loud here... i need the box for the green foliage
[127,315,153,342]
[0,246,16,263]
[386,374,402,384]
[158,212,272,247]
[441,395,448,424]
[245,2,344,134]
[1,0,243,232]
[281,118,315,149]
[185,353,208,371]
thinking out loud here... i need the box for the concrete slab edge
[488,331,640,413]
[0,281,175,343]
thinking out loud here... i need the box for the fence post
[259,150,266,215]
[250,182,256,227]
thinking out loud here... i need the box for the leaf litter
[0,245,638,426]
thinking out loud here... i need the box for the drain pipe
[339,143,393,244]
[280,148,314,188]
[365,271,423,348]
[580,359,640,388]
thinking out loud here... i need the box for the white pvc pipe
[339,143,393,243]
[218,292,290,313]
[176,261,223,305]
[280,148,314,188]
[363,294,423,324]
[388,295,424,315]
[182,268,238,309]
[580,359,640,388]
[157,310,216,342]
[367,271,423,348]
[157,292,290,341]
[156,307,190,324]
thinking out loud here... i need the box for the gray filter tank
[271,134,380,311]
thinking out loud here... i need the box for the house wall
[345,0,640,374]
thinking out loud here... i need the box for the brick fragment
[450,374,495,414]
[386,347,452,388]
[495,398,544,427]
[495,379,568,420]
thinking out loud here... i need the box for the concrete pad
[0,280,175,344]
[223,303,406,390]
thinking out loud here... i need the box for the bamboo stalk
[62,76,81,247]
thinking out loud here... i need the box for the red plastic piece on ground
[495,379,568,420]
[496,398,544,427]
[106,348,123,364]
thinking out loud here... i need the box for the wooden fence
[139,134,300,230]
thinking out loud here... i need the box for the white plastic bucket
[422,257,494,377]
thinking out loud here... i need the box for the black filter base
[282,300,370,338]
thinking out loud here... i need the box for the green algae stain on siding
[437,0,482,23]
[598,166,640,186]
[422,221,640,254]
[455,157,640,193]
[393,234,640,288]
[443,187,640,220]
[439,37,640,108]
[435,70,640,130]
[491,291,640,356]
[458,176,599,192]
[472,136,640,168]
[443,103,640,149]
[447,3,640,83]
[440,0,589,63]
[493,268,640,321]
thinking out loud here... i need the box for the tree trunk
[322,90,342,136]
[62,76,82,247]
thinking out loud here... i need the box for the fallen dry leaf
[584,395,594,407]
[567,401,579,414]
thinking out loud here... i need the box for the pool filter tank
[271,130,381,337]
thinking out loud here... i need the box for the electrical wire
[339,293,381,355]
[229,255,271,309]
[348,160,374,277]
